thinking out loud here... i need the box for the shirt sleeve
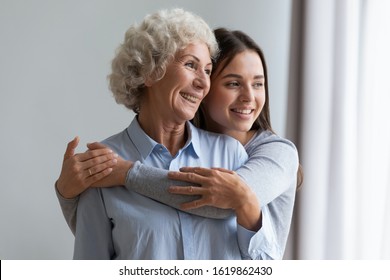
[55,182,78,235]
[73,188,114,259]
[126,161,235,219]
[238,134,299,205]
[236,133,299,259]
[237,205,282,260]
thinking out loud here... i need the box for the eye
[226,81,240,88]
[205,68,212,76]
[185,61,196,69]
[253,81,265,89]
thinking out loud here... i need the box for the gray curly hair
[108,8,219,113]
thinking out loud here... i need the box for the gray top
[56,129,298,259]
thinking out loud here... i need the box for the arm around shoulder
[55,181,79,235]
[126,161,235,219]
[238,132,299,205]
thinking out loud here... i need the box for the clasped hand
[56,137,130,199]
[168,167,262,231]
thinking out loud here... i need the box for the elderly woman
[57,9,266,259]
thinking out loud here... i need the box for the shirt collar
[186,121,201,159]
[126,118,156,161]
[127,117,201,160]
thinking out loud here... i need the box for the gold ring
[88,169,92,176]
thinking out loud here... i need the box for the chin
[180,112,196,122]
[238,126,252,132]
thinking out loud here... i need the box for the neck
[203,114,256,145]
[205,120,256,145]
[138,110,187,157]
[227,130,256,146]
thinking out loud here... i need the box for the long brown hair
[193,28,272,132]
[193,28,303,189]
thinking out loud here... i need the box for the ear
[144,73,158,87]
[145,68,163,87]
[144,78,153,87]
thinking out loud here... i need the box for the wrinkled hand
[168,167,255,210]
[168,167,262,231]
[56,137,118,199]
[87,142,133,187]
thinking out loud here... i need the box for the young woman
[56,27,301,259]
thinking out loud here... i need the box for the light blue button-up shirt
[73,118,253,259]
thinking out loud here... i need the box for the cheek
[201,98,213,116]
[202,97,223,120]
[202,90,217,106]
[204,95,227,116]
[258,93,266,108]
[204,77,211,93]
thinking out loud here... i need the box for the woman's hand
[56,137,118,199]
[168,167,262,231]
[87,142,134,187]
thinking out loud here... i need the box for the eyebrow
[180,54,212,66]
[221,73,264,79]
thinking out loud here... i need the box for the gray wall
[0,0,292,259]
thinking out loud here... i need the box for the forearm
[235,194,262,232]
[55,182,78,235]
[235,134,299,258]
[126,161,234,219]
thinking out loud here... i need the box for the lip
[230,107,255,121]
[230,108,255,115]
[180,92,202,104]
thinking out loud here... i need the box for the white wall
[0,0,292,259]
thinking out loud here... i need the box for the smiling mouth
[180,93,199,103]
[231,108,254,114]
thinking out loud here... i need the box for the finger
[180,199,208,210]
[64,136,79,160]
[210,167,235,174]
[86,168,114,186]
[167,171,206,184]
[87,158,118,176]
[179,167,214,176]
[87,142,107,151]
[82,153,118,169]
[77,148,115,162]
[168,185,205,195]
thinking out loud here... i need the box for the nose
[240,85,255,102]
[193,71,210,91]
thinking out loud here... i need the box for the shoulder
[249,130,296,146]
[99,120,137,153]
[246,130,299,166]
[100,130,128,152]
[247,130,297,152]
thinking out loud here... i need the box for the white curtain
[286,0,390,259]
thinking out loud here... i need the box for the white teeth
[180,93,198,103]
[233,109,252,114]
